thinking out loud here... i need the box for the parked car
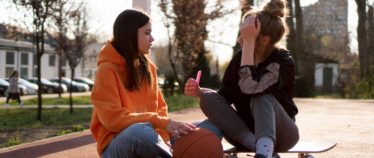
[49,78,89,92]
[27,78,67,94]
[73,77,94,91]
[0,78,9,96]
[2,78,28,95]
[18,78,38,95]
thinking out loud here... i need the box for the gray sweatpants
[199,91,299,152]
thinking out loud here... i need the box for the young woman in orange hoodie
[90,9,197,157]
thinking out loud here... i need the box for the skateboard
[223,140,337,158]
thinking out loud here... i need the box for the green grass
[1,95,92,106]
[0,93,198,147]
[0,108,92,130]
[2,130,22,147]
[0,94,198,131]
[165,94,199,112]
[53,125,85,137]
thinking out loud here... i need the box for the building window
[49,54,56,66]
[33,67,38,77]
[21,53,28,65]
[20,67,28,79]
[33,54,37,65]
[6,52,15,65]
[5,67,14,77]
[62,56,66,67]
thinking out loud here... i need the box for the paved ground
[0,105,93,109]
[0,98,373,158]
[0,92,91,102]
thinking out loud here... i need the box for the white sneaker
[5,103,9,107]
[19,102,23,107]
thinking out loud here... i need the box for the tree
[64,1,89,113]
[50,0,72,98]
[13,0,56,121]
[355,0,369,79]
[286,0,297,72]
[232,0,254,55]
[367,4,374,75]
[158,0,229,91]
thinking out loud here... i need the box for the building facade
[303,0,348,40]
[0,38,84,80]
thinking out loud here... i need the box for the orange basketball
[172,128,223,158]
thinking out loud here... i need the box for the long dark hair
[9,70,18,79]
[111,9,152,91]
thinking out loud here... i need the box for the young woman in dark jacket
[184,0,299,158]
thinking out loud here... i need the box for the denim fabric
[102,122,172,158]
[170,119,223,146]
[200,91,299,152]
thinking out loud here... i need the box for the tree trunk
[36,33,42,122]
[69,68,74,114]
[367,5,374,75]
[166,26,183,92]
[232,0,254,56]
[286,0,298,73]
[355,0,368,78]
[58,49,62,98]
[294,0,304,73]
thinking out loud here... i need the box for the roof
[0,38,56,54]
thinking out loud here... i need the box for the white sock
[237,131,256,151]
[256,136,274,158]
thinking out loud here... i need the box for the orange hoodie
[90,41,171,155]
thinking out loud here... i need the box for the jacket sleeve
[238,61,293,95]
[91,64,170,133]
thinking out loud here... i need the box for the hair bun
[263,0,286,18]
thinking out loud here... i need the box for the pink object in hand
[196,70,202,85]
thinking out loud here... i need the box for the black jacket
[218,48,298,131]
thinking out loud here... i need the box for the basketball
[172,128,223,158]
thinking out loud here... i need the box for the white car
[18,78,38,95]
[2,78,28,95]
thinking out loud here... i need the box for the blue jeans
[102,121,223,158]
[102,123,172,158]
[170,119,224,146]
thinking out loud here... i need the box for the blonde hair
[243,0,289,46]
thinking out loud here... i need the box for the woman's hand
[184,78,200,98]
[166,120,196,138]
[240,15,261,43]
[240,15,261,67]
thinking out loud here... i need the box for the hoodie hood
[97,41,126,67]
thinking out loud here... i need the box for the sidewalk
[0,105,93,109]
[0,92,91,102]
[0,98,374,158]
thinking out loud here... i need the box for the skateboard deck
[224,141,337,158]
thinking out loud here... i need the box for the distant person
[5,71,23,107]
[90,9,222,158]
[185,0,299,158]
